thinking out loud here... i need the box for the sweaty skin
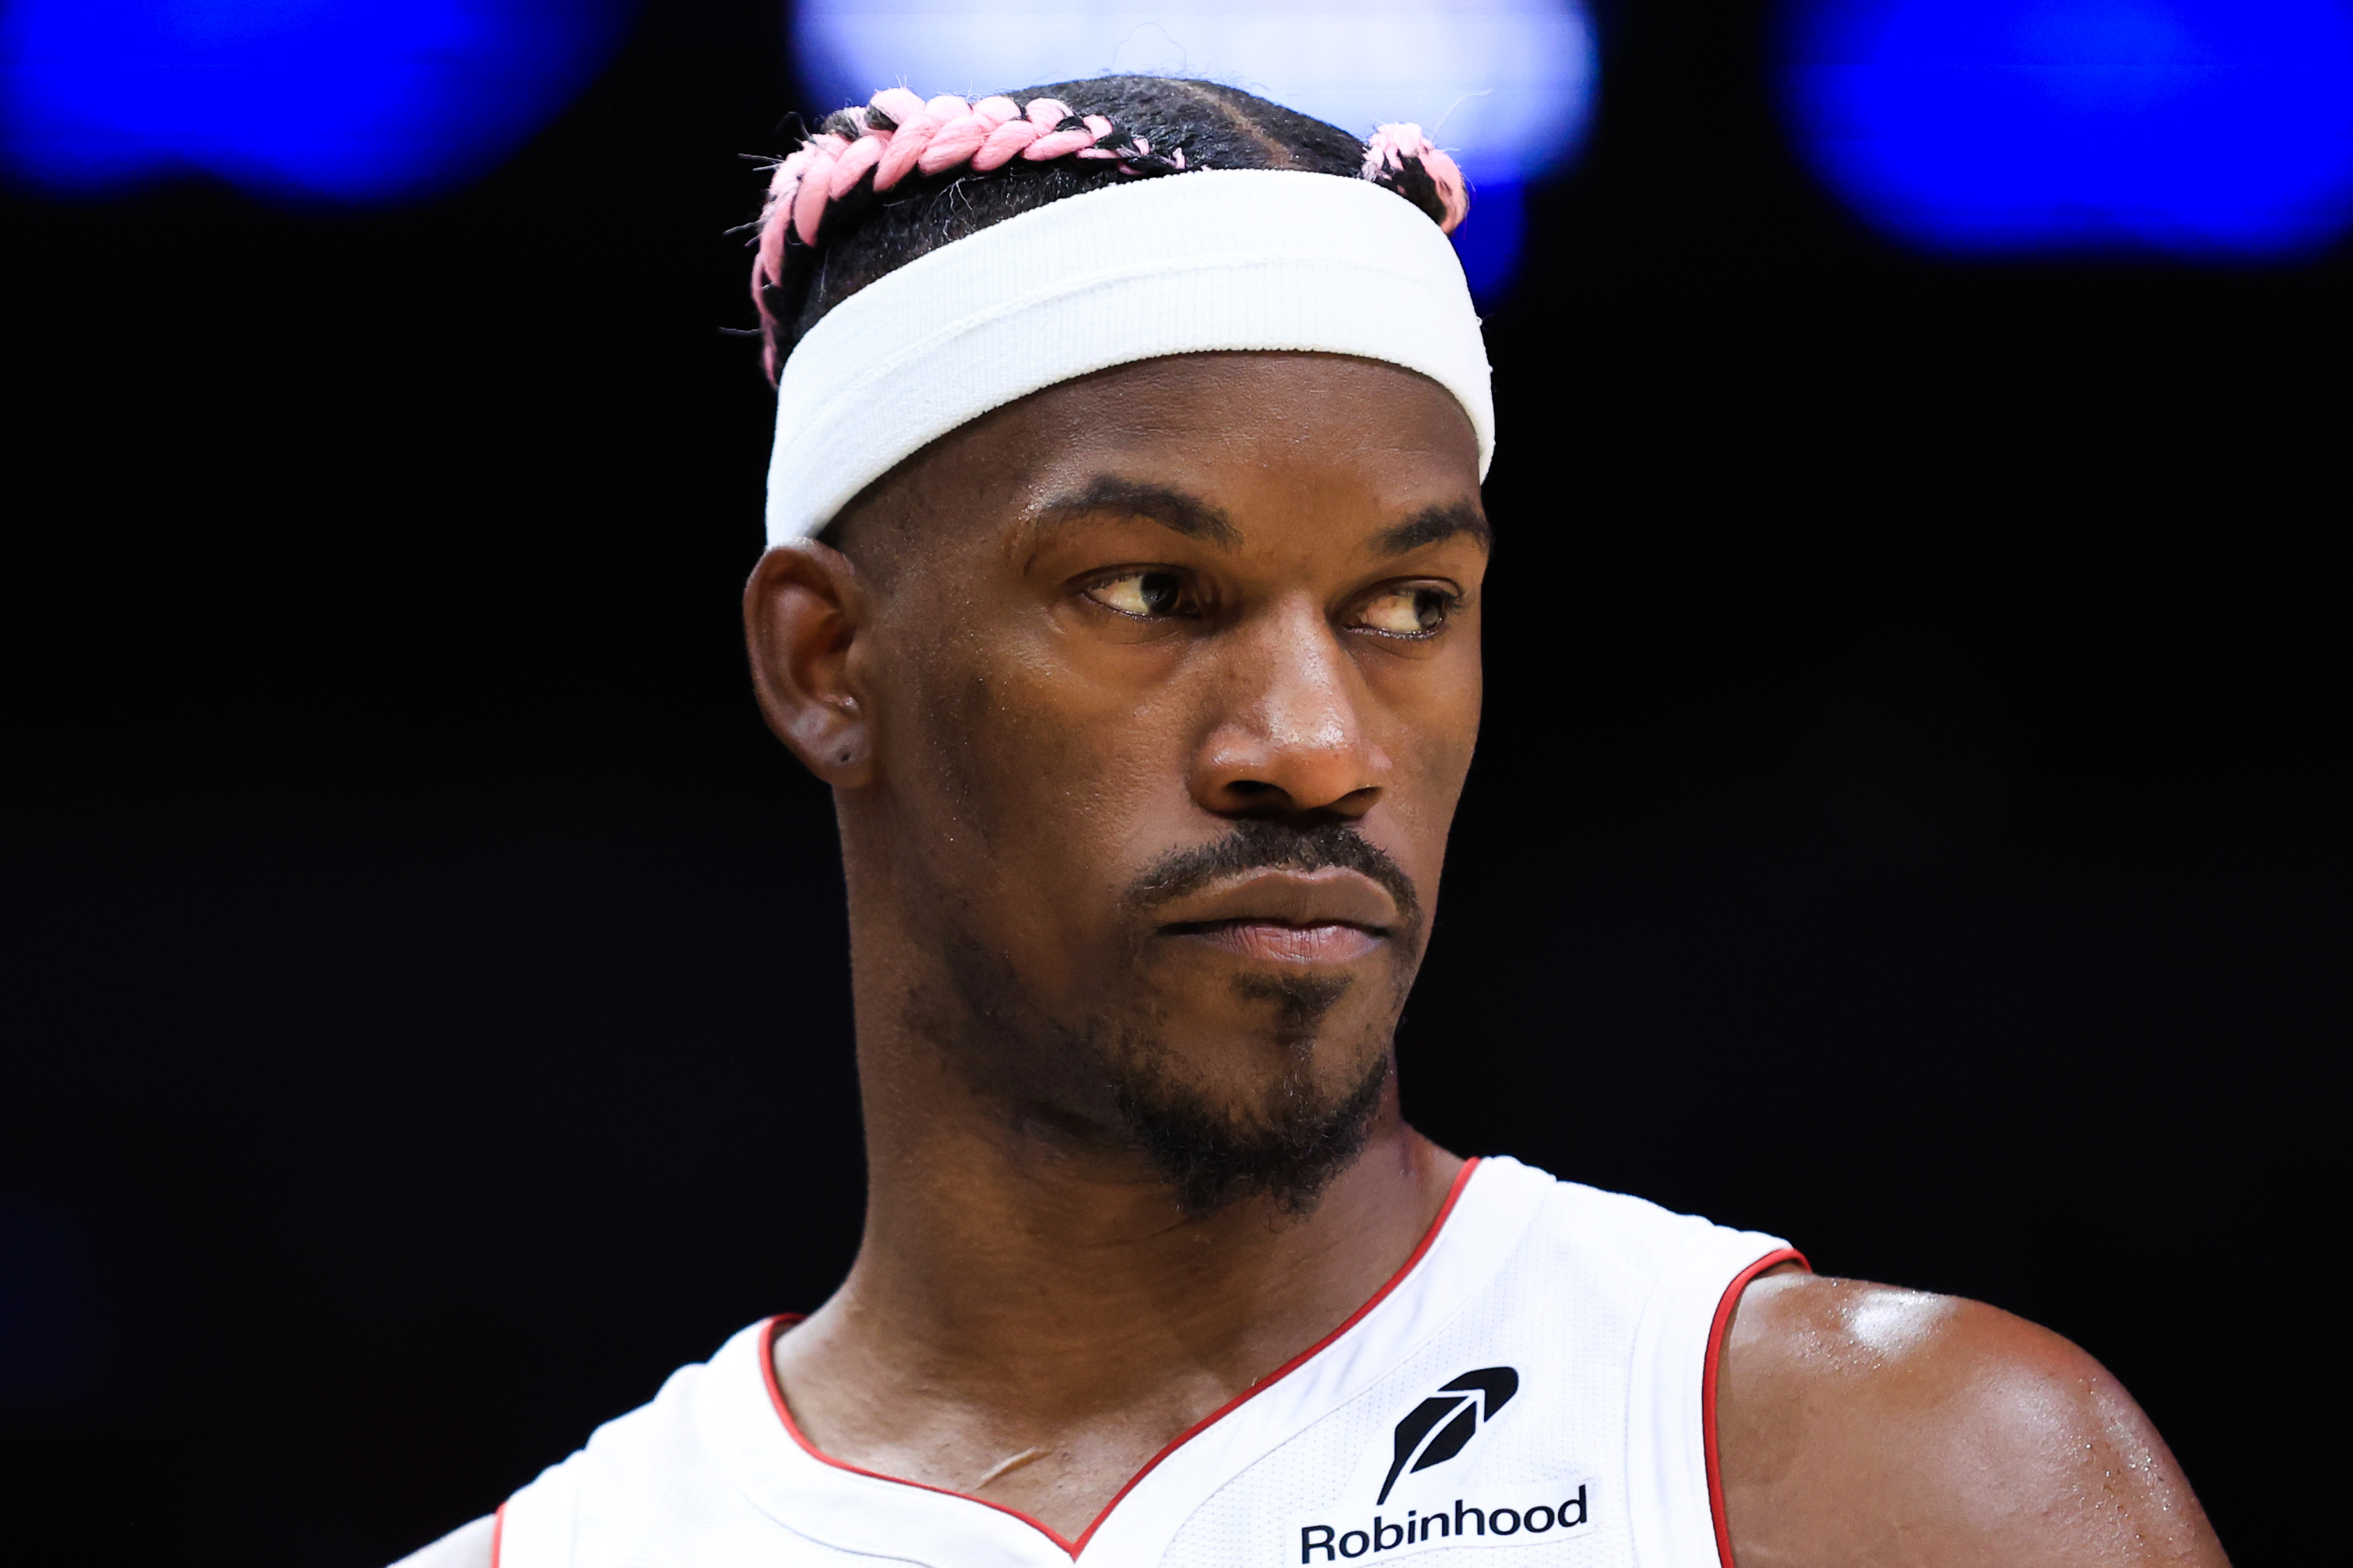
[405,353,2230,1567]
[1719,1270,2227,1567]
[747,354,1480,1536]
[738,352,2230,1563]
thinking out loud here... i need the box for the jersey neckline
[756,1154,1485,1560]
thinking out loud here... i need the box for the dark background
[2,3,2340,1563]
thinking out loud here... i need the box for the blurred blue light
[789,2,1596,304]
[1,1,636,203]
[1784,0,2353,256]
[1451,180,1526,301]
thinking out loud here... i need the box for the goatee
[1113,1040,1390,1219]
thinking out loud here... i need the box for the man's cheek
[1397,726,1478,834]
[979,685,1181,849]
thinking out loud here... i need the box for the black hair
[754,75,1455,372]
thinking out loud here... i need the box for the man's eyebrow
[1030,476,1240,546]
[1374,503,1492,557]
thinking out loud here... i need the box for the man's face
[823,352,1486,1211]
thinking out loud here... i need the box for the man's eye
[1355,585,1457,637]
[1084,570,1188,618]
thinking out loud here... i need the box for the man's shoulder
[1718,1273,2229,1567]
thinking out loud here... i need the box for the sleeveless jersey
[494,1157,1798,1568]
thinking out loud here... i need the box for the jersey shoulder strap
[1520,1175,1801,1568]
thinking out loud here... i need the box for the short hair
[752,75,1465,378]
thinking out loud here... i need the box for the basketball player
[398,78,2228,1568]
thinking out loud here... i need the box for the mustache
[1125,819,1424,930]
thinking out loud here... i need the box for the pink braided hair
[752,91,1470,382]
[1363,124,1469,235]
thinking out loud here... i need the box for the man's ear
[743,540,873,786]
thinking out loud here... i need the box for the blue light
[1,1,636,203]
[789,2,1597,305]
[1451,180,1526,301]
[1784,0,2353,255]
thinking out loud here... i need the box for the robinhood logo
[1295,1366,1592,1562]
[1297,1488,1590,1562]
[1376,1368,1517,1504]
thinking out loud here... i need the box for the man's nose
[1188,596,1392,819]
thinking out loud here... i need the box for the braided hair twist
[750,75,1469,381]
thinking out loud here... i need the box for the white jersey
[489,1157,1797,1568]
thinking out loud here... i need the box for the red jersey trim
[488,1502,505,1568]
[1701,1245,1809,1568]
[758,1155,1485,1560]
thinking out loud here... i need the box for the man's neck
[770,1023,1463,1540]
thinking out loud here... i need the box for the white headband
[763,168,1494,545]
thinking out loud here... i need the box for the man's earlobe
[743,541,874,787]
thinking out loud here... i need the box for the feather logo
[1375,1368,1520,1504]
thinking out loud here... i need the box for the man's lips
[1153,868,1399,965]
[1173,919,1386,965]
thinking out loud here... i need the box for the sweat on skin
[393,71,2229,1568]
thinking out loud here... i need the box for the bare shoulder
[1717,1273,2229,1568]
[388,1514,496,1568]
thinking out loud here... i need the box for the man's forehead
[1019,474,1489,559]
[1019,351,1480,449]
[1015,354,1475,478]
[871,353,1484,562]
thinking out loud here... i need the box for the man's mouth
[1152,867,1400,965]
[1163,918,1387,965]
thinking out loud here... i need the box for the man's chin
[1111,1047,1390,1220]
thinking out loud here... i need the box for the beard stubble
[915,821,1424,1218]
